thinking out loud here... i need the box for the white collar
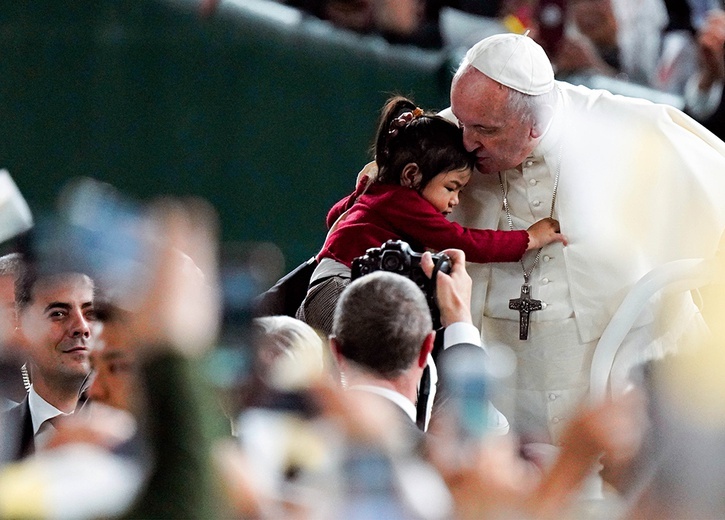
[347,385,417,424]
[28,385,67,435]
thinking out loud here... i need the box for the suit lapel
[1,394,34,461]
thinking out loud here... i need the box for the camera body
[351,240,451,326]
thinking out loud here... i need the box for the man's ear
[400,163,423,188]
[11,311,30,352]
[329,337,345,368]
[417,331,436,369]
[530,104,554,139]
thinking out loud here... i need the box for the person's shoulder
[0,397,19,412]
[560,81,673,128]
[559,81,625,103]
[1,395,28,419]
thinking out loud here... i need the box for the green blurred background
[0,1,455,281]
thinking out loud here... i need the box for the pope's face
[451,68,537,175]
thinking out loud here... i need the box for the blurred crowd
[0,169,721,520]
[271,0,725,138]
[1,1,725,519]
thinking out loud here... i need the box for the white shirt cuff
[443,322,482,349]
[487,403,511,436]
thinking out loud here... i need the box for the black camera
[351,240,451,327]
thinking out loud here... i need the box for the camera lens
[381,251,402,272]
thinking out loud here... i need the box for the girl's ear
[401,163,423,188]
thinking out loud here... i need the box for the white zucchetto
[464,33,555,96]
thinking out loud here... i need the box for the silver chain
[499,144,562,284]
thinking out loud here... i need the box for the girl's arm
[385,190,529,264]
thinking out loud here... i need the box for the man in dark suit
[328,248,506,444]
[2,266,95,461]
[326,249,495,518]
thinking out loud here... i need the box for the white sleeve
[443,322,482,349]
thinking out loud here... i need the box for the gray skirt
[295,276,351,336]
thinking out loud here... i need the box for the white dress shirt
[28,386,70,450]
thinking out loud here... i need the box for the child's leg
[296,277,350,336]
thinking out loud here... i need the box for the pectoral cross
[509,283,542,340]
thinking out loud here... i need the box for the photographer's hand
[421,249,473,327]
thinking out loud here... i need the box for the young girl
[296,96,565,334]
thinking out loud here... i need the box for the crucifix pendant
[509,283,542,340]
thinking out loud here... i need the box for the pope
[441,33,725,444]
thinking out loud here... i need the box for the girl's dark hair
[373,96,476,189]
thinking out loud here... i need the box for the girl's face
[421,167,472,215]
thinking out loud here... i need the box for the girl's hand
[526,218,568,250]
[356,161,378,186]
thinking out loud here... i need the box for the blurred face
[451,68,538,174]
[569,0,617,48]
[88,320,136,412]
[0,275,17,346]
[421,167,472,215]
[324,0,374,32]
[18,273,95,385]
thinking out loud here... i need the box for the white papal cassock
[448,81,725,443]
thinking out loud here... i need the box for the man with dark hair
[2,268,95,460]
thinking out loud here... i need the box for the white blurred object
[589,257,714,404]
[236,408,343,518]
[0,444,143,519]
[0,170,33,243]
[221,0,303,25]
[610,0,668,85]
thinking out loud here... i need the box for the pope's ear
[400,163,423,188]
[531,104,554,139]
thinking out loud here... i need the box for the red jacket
[319,180,528,267]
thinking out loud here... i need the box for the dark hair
[332,271,431,379]
[14,260,35,311]
[373,96,476,189]
[15,266,94,312]
[0,252,23,278]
